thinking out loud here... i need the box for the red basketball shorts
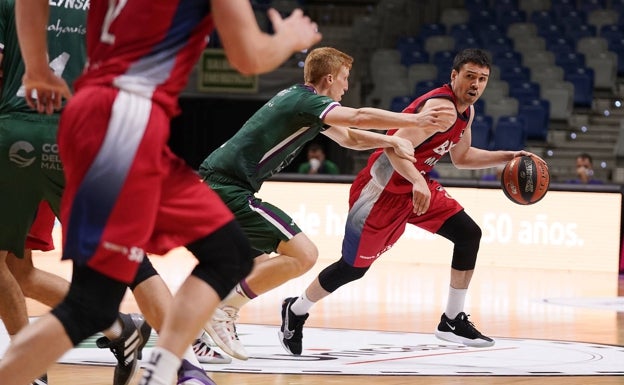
[342,176,463,267]
[58,86,234,283]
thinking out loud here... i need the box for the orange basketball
[501,155,550,205]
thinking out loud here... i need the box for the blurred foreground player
[3,1,321,385]
[0,0,229,382]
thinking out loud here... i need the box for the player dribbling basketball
[282,48,542,354]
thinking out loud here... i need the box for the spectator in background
[298,142,340,175]
[567,153,603,184]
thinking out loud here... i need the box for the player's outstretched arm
[323,126,416,162]
[323,103,456,132]
[15,0,71,114]
[212,0,321,75]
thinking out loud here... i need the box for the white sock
[139,347,180,385]
[290,292,315,316]
[444,286,467,319]
[222,282,253,310]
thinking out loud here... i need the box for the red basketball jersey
[75,0,213,117]
[363,84,470,194]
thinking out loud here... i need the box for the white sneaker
[204,306,249,360]
[192,332,232,364]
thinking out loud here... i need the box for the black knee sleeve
[51,266,127,345]
[128,255,158,290]
[187,220,253,299]
[437,210,481,271]
[318,259,369,293]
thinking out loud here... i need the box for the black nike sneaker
[435,312,494,347]
[278,297,309,355]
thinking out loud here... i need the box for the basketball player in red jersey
[281,49,541,354]
[4,1,321,385]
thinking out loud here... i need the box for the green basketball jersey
[0,0,87,114]
[200,84,340,192]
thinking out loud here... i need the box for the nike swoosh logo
[283,306,295,339]
[446,322,456,331]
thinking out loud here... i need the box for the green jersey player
[0,0,86,252]
[0,3,86,384]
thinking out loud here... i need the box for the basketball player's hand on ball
[411,177,431,216]
[502,152,550,205]
[512,150,547,167]
[22,69,72,115]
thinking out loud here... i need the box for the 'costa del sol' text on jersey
[200,84,340,192]
[75,0,213,117]
[366,84,470,194]
[0,0,87,114]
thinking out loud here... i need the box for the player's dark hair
[452,48,491,72]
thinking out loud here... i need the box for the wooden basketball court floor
[23,244,624,385]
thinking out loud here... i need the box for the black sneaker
[32,374,47,385]
[434,312,494,347]
[278,297,309,355]
[97,313,153,385]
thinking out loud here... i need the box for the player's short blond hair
[304,47,353,84]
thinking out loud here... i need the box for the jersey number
[100,0,129,44]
